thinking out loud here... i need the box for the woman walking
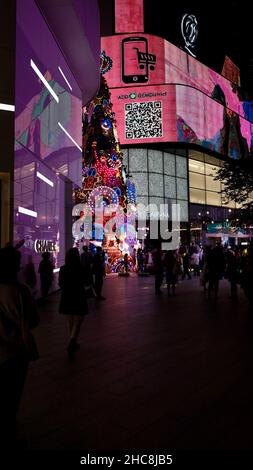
[59,248,88,359]
[164,250,179,296]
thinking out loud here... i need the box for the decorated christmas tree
[74,52,137,272]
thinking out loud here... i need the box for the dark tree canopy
[215,158,253,225]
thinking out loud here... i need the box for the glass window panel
[189,159,205,174]
[149,173,164,197]
[148,149,163,173]
[189,149,204,162]
[164,175,176,198]
[204,153,221,166]
[205,175,220,192]
[176,156,187,178]
[189,171,205,189]
[206,191,221,206]
[132,173,148,196]
[164,152,175,175]
[205,163,219,178]
[121,148,128,166]
[137,196,149,207]
[149,197,164,217]
[177,178,188,200]
[190,188,206,204]
[177,200,189,222]
[129,148,147,172]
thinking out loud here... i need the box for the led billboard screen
[101,34,253,158]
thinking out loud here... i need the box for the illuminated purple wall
[14,0,92,280]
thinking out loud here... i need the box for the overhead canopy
[36,0,100,105]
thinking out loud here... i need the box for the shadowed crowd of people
[1,239,253,449]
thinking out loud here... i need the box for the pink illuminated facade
[102,33,253,157]
[100,0,253,242]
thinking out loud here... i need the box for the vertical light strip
[18,206,37,218]
[58,122,82,152]
[30,59,59,103]
[0,103,15,112]
[58,66,72,91]
[36,171,54,187]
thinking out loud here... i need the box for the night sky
[98,0,252,95]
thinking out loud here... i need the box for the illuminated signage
[181,14,198,58]
[121,36,156,84]
[101,33,253,158]
[35,239,57,253]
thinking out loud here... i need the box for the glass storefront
[189,149,236,209]
[122,147,189,222]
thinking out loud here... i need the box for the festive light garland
[87,186,119,212]
[100,50,113,75]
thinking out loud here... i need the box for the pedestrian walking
[92,246,106,300]
[152,248,164,295]
[24,255,37,297]
[164,250,179,296]
[59,248,88,359]
[38,252,54,303]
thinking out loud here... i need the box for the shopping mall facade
[0,0,100,277]
[101,0,253,247]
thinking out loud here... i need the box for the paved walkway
[19,275,253,450]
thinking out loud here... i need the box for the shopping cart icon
[134,48,156,71]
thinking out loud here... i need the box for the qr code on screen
[125,101,163,139]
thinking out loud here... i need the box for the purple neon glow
[14,0,83,277]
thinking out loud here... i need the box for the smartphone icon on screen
[122,36,149,84]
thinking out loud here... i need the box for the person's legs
[214,278,219,298]
[41,278,50,302]
[67,315,74,335]
[67,316,84,358]
[155,273,163,294]
[95,274,104,298]
[172,282,176,296]
[70,316,84,341]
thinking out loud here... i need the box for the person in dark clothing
[164,250,179,296]
[59,248,88,359]
[152,248,164,295]
[92,247,106,300]
[124,253,129,273]
[208,244,226,298]
[182,251,191,280]
[38,252,54,303]
[226,248,239,299]
[0,245,39,447]
[81,245,94,291]
[24,255,37,297]
[137,248,144,273]
[241,243,253,310]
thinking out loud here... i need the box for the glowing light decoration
[88,186,119,211]
[127,179,137,204]
[74,74,137,272]
[101,118,112,133]
[100,50,113,75]
[181,14,198,57]
[111,255,134,273]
